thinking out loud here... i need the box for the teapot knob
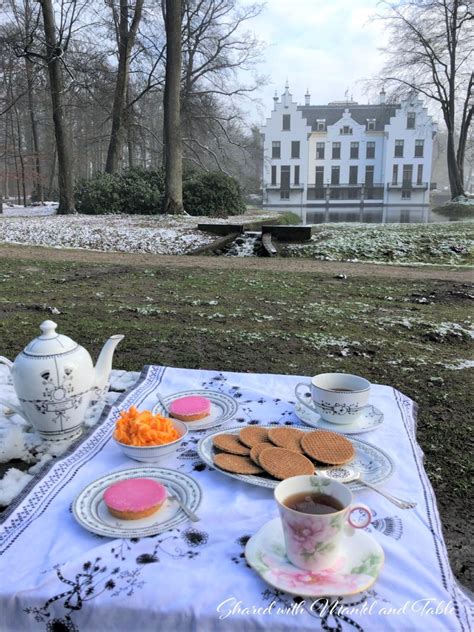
[39,320,58,338]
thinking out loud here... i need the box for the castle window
[365,165,374,187]
[392,164,398,185]
[315,166,324,186]
[291,141,300,158]
[350,142,359,159]
[394,139,404,157]
[340,125,353,135]
[316,142,325,159]
[331,166,340,185]
[282,114,291,130]
[367,119,376,131]
[417,164,423,185]
[316,119,326,131]
[349,165,358,185]
[332,142,341,159]
[366,142,375,159]
[415,139,424,157]
[294,165,300,185]
[407,112,416,129]
[271,165,277,185]
[272,141,281,159]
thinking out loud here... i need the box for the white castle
[261,84,436,208]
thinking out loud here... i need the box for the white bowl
[113,418,189,463]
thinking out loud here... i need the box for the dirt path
[0,243,472,281]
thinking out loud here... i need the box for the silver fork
[167,491,200,522]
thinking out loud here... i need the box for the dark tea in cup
[284,491,344,515]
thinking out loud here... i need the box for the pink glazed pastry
[104,478,167,520]
[169,395,211,422]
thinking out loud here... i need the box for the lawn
[283,221,474,266]
[0,255,472,588]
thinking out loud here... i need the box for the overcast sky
[247,0,389,124]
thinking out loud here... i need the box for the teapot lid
[23,321,78,357]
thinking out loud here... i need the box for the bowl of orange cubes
[113,406,189,462]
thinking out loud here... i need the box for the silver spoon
[166,490,200,522]
[319,465,417,510]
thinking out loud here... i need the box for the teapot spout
[93,334,124,396]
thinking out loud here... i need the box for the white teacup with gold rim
[274,475,372,572]
[295,372,371,425]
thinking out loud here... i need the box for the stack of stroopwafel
[211,425,355,480]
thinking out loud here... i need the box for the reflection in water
[265,205,449,224]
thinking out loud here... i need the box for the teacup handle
[295,382,320,413]
[347,503,372,529]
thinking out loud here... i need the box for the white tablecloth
[0,365,472,632]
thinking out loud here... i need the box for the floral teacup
[275,475,371,571]
[295,373,371,424]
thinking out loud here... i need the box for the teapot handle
[0,356,13,369]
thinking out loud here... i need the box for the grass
[283,221,474,266]
[0,256,472,586]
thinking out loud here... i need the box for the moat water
[264,205,450,224]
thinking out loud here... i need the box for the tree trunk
[105,0,144,174]
[26,58,44,203]
[447,130,465,198]
[163,0,184,214]
[39,0,75,214]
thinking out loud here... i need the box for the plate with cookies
[153,390,239,431]
[197,425,394,491]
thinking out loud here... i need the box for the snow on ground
[0,206,279,255]
[285,222,474,266]
[0,365,138,507]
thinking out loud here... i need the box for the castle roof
[297,103,400,131]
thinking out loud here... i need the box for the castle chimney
[379,88,386,104]
[305,89,310,106]
[273,91,278,110]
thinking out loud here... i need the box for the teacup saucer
[294,403,383,434]
[245,518,384,597]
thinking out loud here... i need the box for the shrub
[75,172,122,214]
[76,167,165,215]
[183,171,246,217]
[75,167,245,217]
[117,167,164,214]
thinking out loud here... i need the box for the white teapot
[0,321,124,441]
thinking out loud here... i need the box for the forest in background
[0,0,264,205]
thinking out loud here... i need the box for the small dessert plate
[153,390,239,431]
[294,402,384,434]
[245,518,384,597]
[73,467,201,538]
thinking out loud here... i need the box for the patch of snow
[0,468,33,506]
[442,359,474,370]
[0,209,279,256]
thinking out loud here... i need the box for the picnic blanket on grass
[0,365,472,632]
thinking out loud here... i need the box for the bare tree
[38,0,81,213]
[377,0,473,199]
[162,0,184,214]
[105,0,144,174]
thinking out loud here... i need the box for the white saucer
[245,518,384,597]
[153,389,239,431]
[294,403,384,434]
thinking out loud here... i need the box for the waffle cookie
[239,426,269,448]
[249,442,274,465]
[268,427,304,452]
[213,453,264,475]
[212,434,250,456]
[301,429,355,465]
[259,447,315,480]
